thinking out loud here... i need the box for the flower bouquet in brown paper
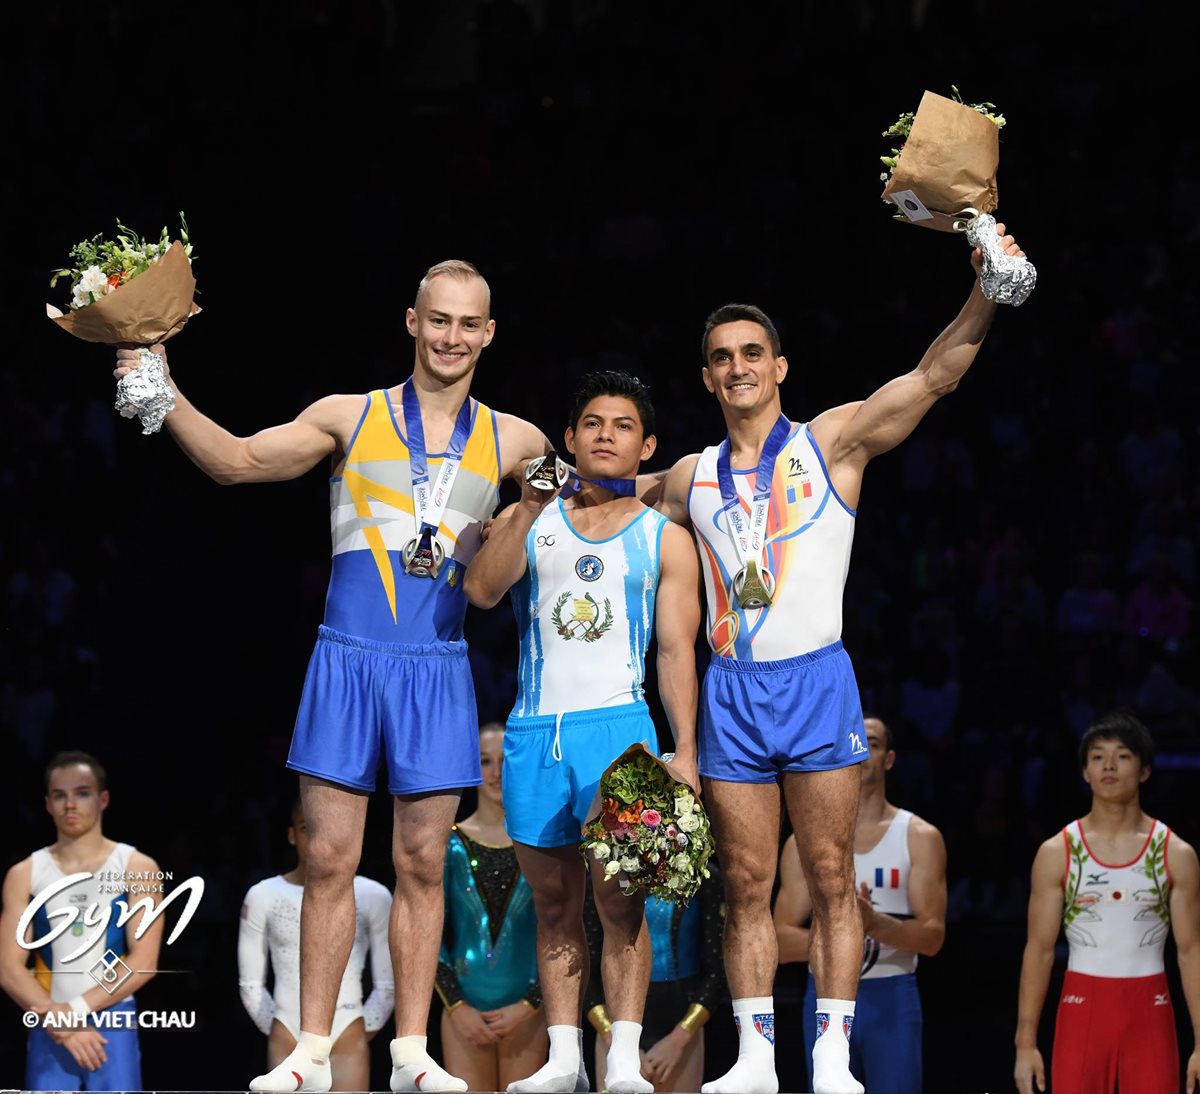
[580,743,713,904]
[879,88,1036,305]
[47,215,199,433]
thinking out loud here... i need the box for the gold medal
[732,559,775,610]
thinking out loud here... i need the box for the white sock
[699,997,778,1094]
[811,999,863,1094]
[389,1034,467,1093]
[605,1020,652,1092]
[249,1030,332,1092]
[507,1025,582,1093]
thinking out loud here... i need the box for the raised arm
[1014,835,1066,1094]
[1168,836,1200,1093]
[856,817,946,957]
[774,834,814,964]
[114,343,350,483]
[494,412,555,482]
[810,224,1023,504]
[654,521,701,789]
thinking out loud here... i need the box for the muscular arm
[114,344,347,484]
[773,835,814,964]
[0,859,52,1012]
[463,501,539,608]
[811,225,1023,504]
[655,522,701,776]
[494,413,555,482]
[862,819,946,957]
[646,455,699,527]
[1168,837,1200,1092]
[1014,836,1065,1092]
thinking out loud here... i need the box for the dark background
[2,2,1198,1091]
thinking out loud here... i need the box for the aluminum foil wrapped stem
[956,210,1037,306]
[114,348,176,434]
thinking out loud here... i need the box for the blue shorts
[502,701,658,847]
[288,625,481,795]
[699,640,866,782]
[803,973,922,1094]
[27,995,142,1091]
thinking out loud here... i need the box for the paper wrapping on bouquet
[880,90,999,234]
[46,241,200,344]
[581,741,700,833]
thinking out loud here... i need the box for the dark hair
[700,303,782,364]
[44,751,107,793]
[862,712,894,751]
[1078,709,1155,770]
[567,370,656,437]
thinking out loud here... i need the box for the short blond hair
[415,259,491,314]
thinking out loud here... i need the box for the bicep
[655,527,700,648]
[1026,843,1066,946]
[497,415,553,480]
[239,410,339,481]
[907,826,948,923]
[1169,844,1200,949]
[0,864,33,966]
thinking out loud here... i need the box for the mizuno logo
[1154,993,1169,1006]
[1085,872,1108,885]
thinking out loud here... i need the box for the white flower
[677,812,700,833]
[73,265,110,308]
[667,874,685,890]
[674,793,695,816]
[604,860,621,878]
[619,856,641,874]
[676,832,689,847]
[671,854,691,871]
[592,843,612,861]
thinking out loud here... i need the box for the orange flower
[617,800,644,824]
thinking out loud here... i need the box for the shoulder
[297,392,369,429]
[125,849,159,874]
[1031,832,1070,880]
[906,814,946,856]
[1166,832,1198,879]
[3,855,34,896]
[494,413,551,477]
[808,403,863,452]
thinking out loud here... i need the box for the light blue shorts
[27,996,142,1091]
[502,701,658,847]
[700,640,867,782]
[288,625,482,795]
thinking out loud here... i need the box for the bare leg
[390,791,462,1035]
[589,859,650,1023]
[704,780,781,997]
[782,766,863,1094]
[267,1021,297,1069]
[699,779,780,1094]
[781,767,861,998]
[440,1009,500,1093]
[299,778,370,1034]
[515,843,589,1027]
[496,1008,550,1090]
[329,1019,368,1092]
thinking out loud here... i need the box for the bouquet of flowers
[580,744,714,904]
[877,88,1036,306]
[46,214,199,432]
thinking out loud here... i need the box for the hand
[1186,1048,1198,1093]
[449,1003,501,1047]
[59,1028,109,1071]
[114,342,170,381]
[1013,1045,1045,1093]
[642,1026,691,1087]
[664,751,700,797]
[856,882,877,934]
[971,222,1025,276]
[480,1001,537,1040]
[518,457,564,514]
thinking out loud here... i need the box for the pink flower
[641,809,662,827]
[666,825,677,838]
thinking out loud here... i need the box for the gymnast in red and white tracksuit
[1014,712,1200,1094]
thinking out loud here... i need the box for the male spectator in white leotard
[774,715,946,1094]
[239,799,394,1092]
[1014,710,1200,1094]
[0,751,165,1091]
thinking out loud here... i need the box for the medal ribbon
[401,381,473,539]
[715,415,791,572]
[562,472,636,497]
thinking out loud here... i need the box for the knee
[805,850,855,909]
[392,837,445,889]
[305,835,359,884]
[721,858,775,919]
[531,880,583,933]
[594,888,643,938]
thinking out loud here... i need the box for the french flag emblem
[874,867,900,889]
[815,1012,829,1038]
[753,1014,775,1044]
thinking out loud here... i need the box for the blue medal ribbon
[716,415,791,583]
